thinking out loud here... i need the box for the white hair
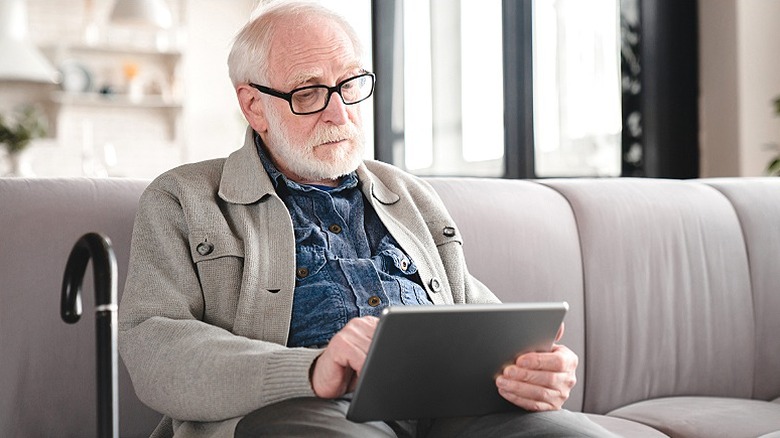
[227,0,364,87]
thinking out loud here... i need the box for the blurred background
[0,0,778,179]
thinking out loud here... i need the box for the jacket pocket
[188,230,244,330]
[426,219,463,247]
[189,230,244,262]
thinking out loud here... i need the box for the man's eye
[294,89,320,102]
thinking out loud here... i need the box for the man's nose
[320,91,350,124]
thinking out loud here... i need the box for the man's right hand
[310,316,379,399]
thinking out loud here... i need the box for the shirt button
[368,296,381,307]
[296,267,309,278]
[429,278,442,293]
[196,242,214,256]
[328,224,343,234]
[443,226,456,237]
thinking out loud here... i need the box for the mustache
[310,123,360,146]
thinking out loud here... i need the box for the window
[373,0,624,178]
[532,0,622,177]
[402,0,505,176]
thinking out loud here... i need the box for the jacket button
[328,224,343,234]
[400,259,409,270]
[429,278,442,293]
[296,267,309,278]
[368,296,381,307]
[443,226,456,237]
[196,242,214,256]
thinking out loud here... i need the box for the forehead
[267,15,361,88]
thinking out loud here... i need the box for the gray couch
[2,176,779,437]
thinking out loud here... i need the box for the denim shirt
[255,138,432,348]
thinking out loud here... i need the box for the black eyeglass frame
[249,72,376,116]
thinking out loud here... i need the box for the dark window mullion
[502,0,535,179]
[371,0,400,164]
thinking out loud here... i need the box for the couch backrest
[0,178,159,438]
[702,179,780,401]
[541,178,758,414]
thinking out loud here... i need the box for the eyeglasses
[249,72,376,115]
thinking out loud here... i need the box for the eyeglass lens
[291,74,373,114]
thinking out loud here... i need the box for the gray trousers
[234,397,618,438]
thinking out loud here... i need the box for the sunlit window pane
[403,0,433,171]
[533,0,622,177]
[402,0,504,177]
[461,0,504,164]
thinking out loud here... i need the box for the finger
[515,345,578,372]
[502,350,577,408]
[311,316,380,398]
[330,316,379,371]
[555,322,565,342]
[495,376,564,411]
[502,365,577,392]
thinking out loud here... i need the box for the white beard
[263,103,365,182]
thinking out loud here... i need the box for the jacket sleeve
[118,184,319,422]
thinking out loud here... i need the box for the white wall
[736,0,780,176]
[180,0,256,164]
[7,0,780,178]
[699,0,780,177]
[698,0,740,177]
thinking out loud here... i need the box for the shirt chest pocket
[188,230,245,330]
[295,246,329,283]
[374,246,417,275]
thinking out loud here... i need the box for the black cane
[61,232,119,438]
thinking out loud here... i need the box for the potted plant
[768,96,780,176]
[0,106,47,176]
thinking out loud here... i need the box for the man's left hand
[495,325,578,411]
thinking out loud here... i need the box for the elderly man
[119,2,615,437]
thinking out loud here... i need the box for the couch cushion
[0,178,159,438]
[542,179,754,414]
[702,179,780,401]
[584,413,669,437]
[608,396,780,438]
[426,178,585,411]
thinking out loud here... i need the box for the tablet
[346,301,569,422]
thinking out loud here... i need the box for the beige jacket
[118,128,499,437]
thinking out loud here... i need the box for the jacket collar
[357,163,400,205]
[218,126,401,206]
[218,126,276,205]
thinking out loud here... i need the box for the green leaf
[767,157,780,176]
[0,106,47,154]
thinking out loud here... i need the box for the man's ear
[236,85,269,134]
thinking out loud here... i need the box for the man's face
[258,16,366,185]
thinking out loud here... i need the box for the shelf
[51,91,182,109]
[74,44,181,57]
[44,43,182,58]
